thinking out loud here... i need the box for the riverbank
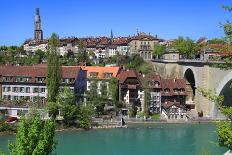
[0,119,226,136]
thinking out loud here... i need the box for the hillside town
[0,8,231,124]
[1,1,232,154]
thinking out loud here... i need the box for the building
[129,32,161,60]
[161,48,180,60]
[80,66,120,97]
[0,65,87,104]
[117,69,189,119]
[117,70,143,114]
[34,8,43,41]
[161,78,188,119]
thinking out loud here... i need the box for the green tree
[9,114,56,155]
[153,44,166,59]
[143,89,151,117]
[47,33,61,102]
[77,104,94,129]
[47,101,59,119]
[109,78,119,105]
[172,36,199,58]
[35,49,46,63]
[57,87,78,126]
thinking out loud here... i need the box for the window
[20,87,25,93]
[3,87,6,92]
[13,87,18,92]
[13,96,18,101]
[3,76,11,82]
[40,88,46,93]
[26,87,30,93]
[90,72,98,78]
[33,88,38,93]
[104,73,113,78]
[36,77,46,83]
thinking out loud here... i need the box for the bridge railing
[152,58,226,64]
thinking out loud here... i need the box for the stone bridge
[152,59,232,119]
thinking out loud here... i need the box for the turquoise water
[0,123,227,155]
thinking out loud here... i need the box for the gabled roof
[0,65,82,83]
[117,70,140,84]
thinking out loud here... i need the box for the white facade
[108,48,117,58]
[117,45,129,56]
[2,84,74,103]
[23,43,47,54]
[86,80,109,96]
[58,44,79,56]
[150,91,161,113]
[2,84,47,103]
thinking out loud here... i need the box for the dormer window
[3,76,12,82]
[16,76,31,82]
[180,89,185,92]
[90,72,98,78]
[154,82,159,87]
[36,77,46,83]
[174,89,178,93]
[104,73,113,79]
[62,78,75,84]
[164,88,170,93]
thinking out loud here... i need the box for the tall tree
[153,44,166,59]
[172,36,199,59]
[8,114,56,155]
[47,33,61,102]
[57,87,78,126]
[109,78,119,105]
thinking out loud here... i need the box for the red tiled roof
[0,65,81,82]
[117,70,140,84]
[80,66,120,80]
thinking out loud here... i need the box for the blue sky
[0,0,231,45]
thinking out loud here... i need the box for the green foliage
[57,87,78,126]
[77,40,90,65]
[198,88,232,150]
[144,89,151,116]
[151,113,160,120]
[129,104,137,117]
[9,114,56,155]
[172,36,199,58]
[153,44,166,59]
[216,121,232,150]
[47,102,59,119]
[77,105,94,129]
[0,121,16,133]
[109,78,119,105]
[47,33,61,102]
[207,38,226,44]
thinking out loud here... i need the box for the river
[0,123,227,155]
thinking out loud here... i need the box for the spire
[36,8,40,15]
[110,29,113,40]
[34,8,43,41]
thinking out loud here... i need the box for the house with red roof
[117,69,190,119]
[80,66,120,98]
[0,65,87,105]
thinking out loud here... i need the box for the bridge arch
[216,71,232,105]
[184,68,196,100]
[211,71,232,118]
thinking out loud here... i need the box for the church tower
[34,8,43,41]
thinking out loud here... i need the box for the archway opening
[219,79,232,106]
[184,68,196,101]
